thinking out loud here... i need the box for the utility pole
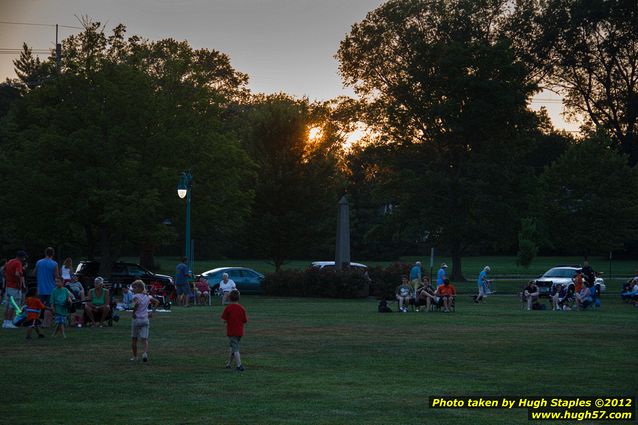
[55,24,61,72]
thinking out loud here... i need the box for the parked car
[534,266,606,297]
[197,267,264,295]
[311,261,369,272]
[75,261,174,290]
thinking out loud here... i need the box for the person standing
[130,280,160,362]
[60,257,73,284]
[3,251,27,329]
[35,247,59,327]
[51,278,73,338]
[221,290,248,372]
[474,266,491,303]
[409,261,422,288]
[175,257,192,307]
[436,263,448,287]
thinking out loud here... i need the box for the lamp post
[177,171,192,271]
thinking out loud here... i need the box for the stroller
[147,282,173,310]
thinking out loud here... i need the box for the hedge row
[263,262,415,299]
[263,267,369,298]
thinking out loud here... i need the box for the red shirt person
[3,251,27,329]
[220,290,248,371]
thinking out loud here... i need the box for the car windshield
[542,268,577,278]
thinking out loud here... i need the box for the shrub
[263,267,369,298]
[368,262,411,299]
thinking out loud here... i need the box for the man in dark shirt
[522,281,539,311]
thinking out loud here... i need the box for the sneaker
[130,357,138,362]
[25,335,31,340]
[4,322,18,329]
[142,352,148,362]
[225,364,232,369]
[38,334,45,338]
[236,365,245,372]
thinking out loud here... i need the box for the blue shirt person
[409,262,422,282]
[474,266,491,302]
[436,263,448,286]
[35,247,59,303]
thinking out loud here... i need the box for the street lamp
[177,171,193,270]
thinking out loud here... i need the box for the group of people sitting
[521,270,598,311]
[394,275,456,313]
[621,274,638,305]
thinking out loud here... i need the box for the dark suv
[75,261,174,290]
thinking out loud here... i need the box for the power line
[0,20,83,30]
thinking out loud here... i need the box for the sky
[0,0,579,132]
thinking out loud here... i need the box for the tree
[1,23,253,274]
[238,94,343,271]
[337,0,542,279]
[517,217,540,268]
[538,132,638,253]
[541,0,638,165]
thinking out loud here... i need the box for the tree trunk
[450,241,465,282]
[139,242,155,270]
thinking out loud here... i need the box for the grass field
[1,294,636,424]
[135,256,637,280]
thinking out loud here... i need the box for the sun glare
[308,126,323,143]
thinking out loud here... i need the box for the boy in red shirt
[221,290,247,372]
[24,287,47,339]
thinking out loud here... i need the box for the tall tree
[1,23,253,273]
[238,94,343,271]
[337,0,542,279]
[538,132,638,253]
[542,0,638,165]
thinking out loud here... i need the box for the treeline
[1,0,637,278]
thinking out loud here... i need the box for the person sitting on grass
[195,278,210,304]
[416,277,436,311]
[550,283,571,311]
[522,281,540,311]
[85,277,110,327]
[219,273,237,305]
[24,287,46,339]
[119,285,134,310]
[65,274,85,300]
[395,275,413,313]
[435,279,456,312]
[575,283,593,310]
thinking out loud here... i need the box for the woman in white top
[61,257,73,283]
[219,273,236,304]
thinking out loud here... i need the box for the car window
[228,270,241,279]
[543,268,576,278]
[127,265,147,276]
[239,270,256,278]
[112,264,127,275]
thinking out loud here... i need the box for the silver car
[534,266,606,297]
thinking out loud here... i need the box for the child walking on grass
[51,277,73,338]
[221,290,247,372]
[130,280,159,362]
[24,287,46,339]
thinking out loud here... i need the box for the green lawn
[133,255,637,280]
[1,295,636,424]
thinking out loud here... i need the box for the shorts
[26,318,41,327]
[54,314,67,325]
[229,336,241,353]
[131,318,150,339]
[176,284,192,296]
[5,288,23,308]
